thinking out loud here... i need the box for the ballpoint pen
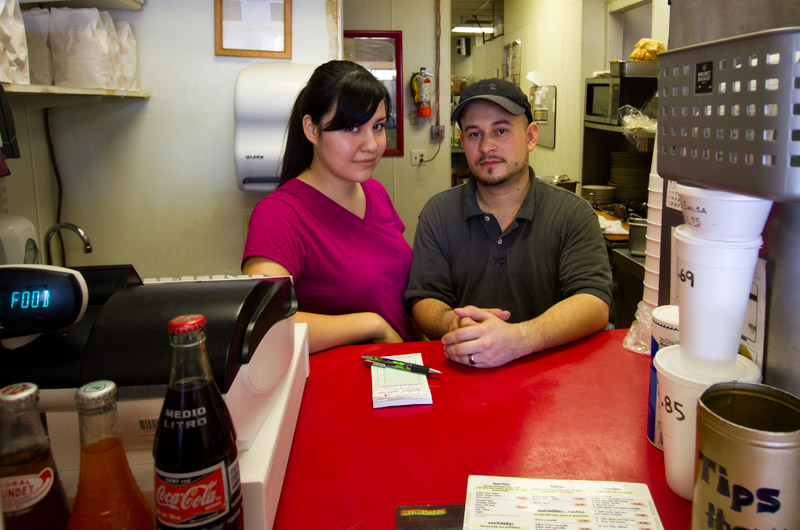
[361,355,441,375]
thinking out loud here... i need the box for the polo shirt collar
[462,167,538,222]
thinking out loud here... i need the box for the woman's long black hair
[279,60,391,186]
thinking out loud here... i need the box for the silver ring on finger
[468,354,476,365]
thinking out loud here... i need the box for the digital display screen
[0,267,83,338]
[8,288,51,310]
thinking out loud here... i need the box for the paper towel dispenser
[234,62,317,192]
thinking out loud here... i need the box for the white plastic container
[647,305,680,449]
[654,345,762,500]
[673,225,762,377]
[675,182,773,241]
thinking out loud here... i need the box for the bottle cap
[0,382,39,405]
[168,314,207,334]
[76,380,118,408]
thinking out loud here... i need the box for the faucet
[44,222,93,265]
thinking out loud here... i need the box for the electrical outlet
[411,150,426,166]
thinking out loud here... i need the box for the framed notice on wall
[531,85,556,149]
[215,0,292,59]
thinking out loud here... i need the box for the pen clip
[364,359,386,368]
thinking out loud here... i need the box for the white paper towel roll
[234,62,318,192]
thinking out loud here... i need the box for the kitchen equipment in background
[0,215,39,264]
[628,217,647,256]
[581,184,616,205]
[43,222,92,265]
[0,265,306,530]
[609,151,650,202]
[584,63,658,126]
[234,62,317,192]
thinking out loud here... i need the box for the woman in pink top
[243,61,417,352]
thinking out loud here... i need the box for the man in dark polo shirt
[404,78,612,368]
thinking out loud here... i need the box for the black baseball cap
[451,78,533,126]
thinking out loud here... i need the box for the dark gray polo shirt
[404,168,612,323]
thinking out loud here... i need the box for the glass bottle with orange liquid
[66,380,154,530]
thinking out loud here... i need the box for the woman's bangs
[323,75,389,131]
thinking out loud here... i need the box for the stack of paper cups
[642,138,662,308]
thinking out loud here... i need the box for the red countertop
[273,329,691,529]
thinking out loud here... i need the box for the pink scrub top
[243,178,416,342]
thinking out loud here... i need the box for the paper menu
[370,353,432,409]
[464,475,663,530]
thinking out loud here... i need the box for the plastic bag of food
[623,300,654,355]
[619,104,657,142]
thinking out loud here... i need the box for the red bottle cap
[167,314,207,334]
[0,382,38,404]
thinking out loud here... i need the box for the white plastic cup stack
[654,181,772,499]
[642,141,662,309]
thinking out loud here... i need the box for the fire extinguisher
[411,68,432,117]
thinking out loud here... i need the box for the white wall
[3,0,338,278]
[343,0,452,246]
[502,0,586,180]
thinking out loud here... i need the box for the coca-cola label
[155,460,230,527]
[0,467,55,513]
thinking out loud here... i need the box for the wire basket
[657,27,800,200]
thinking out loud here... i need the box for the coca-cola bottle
[153,314,243,529]
[66,380,154,529]
[0,382,70,530]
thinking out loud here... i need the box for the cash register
[0,264,308,530]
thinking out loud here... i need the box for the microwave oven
[584,75,658,126]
